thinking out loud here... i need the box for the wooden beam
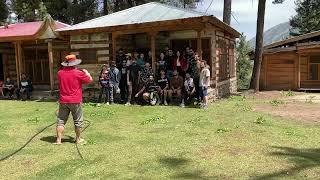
[149,32,158,74]
[298,55,301,89]
[197,30,202,60]
[14,42,20,87]
[48,40,54,91]
[112,32,118,62]
[263,56,268,89]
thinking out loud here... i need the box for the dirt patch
[254,103,320,124]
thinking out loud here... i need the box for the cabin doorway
[308,55,320,80]
[0,54,4,81]
[24,49,50,85]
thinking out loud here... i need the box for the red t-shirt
[58,67,92,103]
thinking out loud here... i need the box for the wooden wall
[0,43,17,83]
[261,52,298,90]
[70,33,111,64]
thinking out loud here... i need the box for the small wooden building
[260,30,320,90]
[0,16,69,91]
[58,2,240,98]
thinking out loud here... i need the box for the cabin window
[217,39,229,81]
[78,50,97,64]
[309,55,320,80]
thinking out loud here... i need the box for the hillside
[249,22,291,48]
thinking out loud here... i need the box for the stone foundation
[216,77,237,98]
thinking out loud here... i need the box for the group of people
[0,73,33,100]
[98,46,210,108]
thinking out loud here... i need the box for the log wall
[261,52,298,90]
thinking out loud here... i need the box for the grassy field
[0,96,319,179]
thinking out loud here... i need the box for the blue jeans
[166,70,173,80]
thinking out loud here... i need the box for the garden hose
[0,110,91,161]
[0,122,56,161]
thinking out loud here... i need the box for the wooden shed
[260,30,320,90]
[57,2,240,98]
[0,16,69,91]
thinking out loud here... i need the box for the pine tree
[290,0,320,34]
[12,0,48,22]
[0,0,8,23]
[236,35,252,90]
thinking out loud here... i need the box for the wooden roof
[265,30,320,49]
[0,15,69,42]
[57,2,240,37]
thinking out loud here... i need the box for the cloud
[196,0,296,39]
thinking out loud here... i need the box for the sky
[196,0,296,39]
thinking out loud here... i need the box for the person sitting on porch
[135,74,159,106]
[0,80,4,97]
[3,77,15,99]
[173,50,188,78]
[167,70,184,107]
[182,73,196,106]
[137,53,145,67]
[157,69,169,105]
[98,69,112,104]
[16,73,33,100]
[126,56,141,106]
[157,52,166,75]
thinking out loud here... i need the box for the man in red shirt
[55,55,93,145]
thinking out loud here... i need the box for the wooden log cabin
[57,2,240,98]
[0,15,69,91]
[260,30,320,90]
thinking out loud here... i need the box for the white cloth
[184,78,194,91]
[200,68,210,87]
[21,82,28,87]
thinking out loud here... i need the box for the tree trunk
[250,0,266,91]
[103,0,108,15]
[223,0,232,25]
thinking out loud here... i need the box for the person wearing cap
[55,54,93,145]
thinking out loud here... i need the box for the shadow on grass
[253,146,320,179]
[158,156,218,179]
[40,136,74,143]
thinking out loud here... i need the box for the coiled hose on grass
[0,110,91,161]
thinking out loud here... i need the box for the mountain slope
[249,22,291,48]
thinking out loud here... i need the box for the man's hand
[83,69,93,81]
[82,69,89,75]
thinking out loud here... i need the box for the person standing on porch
[199,60,210,109]
[119,53,131,103]
[165,49,175,79]
[55,55,93,145]
[126,55,141,105]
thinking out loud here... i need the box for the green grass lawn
[0,97,319,179]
